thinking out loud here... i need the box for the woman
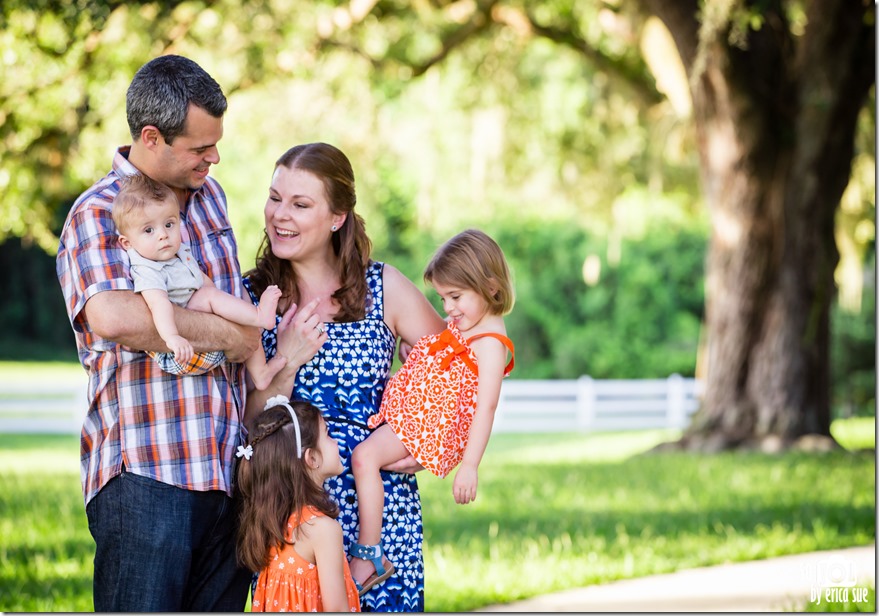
[243,142,446,611]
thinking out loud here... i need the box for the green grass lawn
[0,359,85,379]
[0,422,874,612]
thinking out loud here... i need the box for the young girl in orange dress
[348,229,515,593]
[237,395,361,612]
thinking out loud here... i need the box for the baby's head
[424,229,515,316]
[113,174,181,261]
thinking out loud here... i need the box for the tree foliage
[0,0,874,428]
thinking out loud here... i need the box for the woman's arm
[381,264,446,349]
[243,299,326,425]
[452,337,508,505]
[310,517,354,612]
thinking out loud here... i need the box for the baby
[112,173,286,389]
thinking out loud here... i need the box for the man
[56,55,257,611]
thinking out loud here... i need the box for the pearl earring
[331,225,337,232]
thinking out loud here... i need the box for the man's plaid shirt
[57,147,247,505]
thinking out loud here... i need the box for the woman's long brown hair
[246,142,373,322]
[235,401,339,573]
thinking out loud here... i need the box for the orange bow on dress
[427,328,479,374]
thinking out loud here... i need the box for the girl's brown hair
[424,229,515,315]
[236,400,338,573]
[245,142,373,322]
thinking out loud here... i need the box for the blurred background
[1,0,873,426]
[0,2,875,611]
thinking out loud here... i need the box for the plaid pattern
[56,146,246,505]
[149,350,227,376]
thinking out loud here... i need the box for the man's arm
[85,289,259,363]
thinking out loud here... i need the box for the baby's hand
[453,465,478,505]
[167,335,194,364]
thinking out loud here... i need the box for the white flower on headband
[265,394,291,411]
[236,444,253,460]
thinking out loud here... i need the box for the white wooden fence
[494,375,703,432]
[0,374,703,434]
[0,374,89,434]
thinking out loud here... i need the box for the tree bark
[642,0,875,450]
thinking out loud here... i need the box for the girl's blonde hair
[236,400,338,573]
[424,229,515,315]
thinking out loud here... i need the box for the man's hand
[220,323,260,363]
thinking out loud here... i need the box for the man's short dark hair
[126,55,227,143]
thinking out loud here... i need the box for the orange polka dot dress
[251,506,360,613]
[368,322,514,478]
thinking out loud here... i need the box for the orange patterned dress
[251,506,361,613]
[368,322,514,478]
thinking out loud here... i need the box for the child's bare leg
[245,348,287,390]
[187,284,281,329]
[350,424,410,584]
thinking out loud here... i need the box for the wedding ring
[316,324,324,335]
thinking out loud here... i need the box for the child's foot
[247,354,287,390]
[349,555,395,596]
[256,285,283,329]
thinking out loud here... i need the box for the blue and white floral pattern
[245,262,424,612]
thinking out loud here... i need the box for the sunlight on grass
[832,417,876,451]
[0,360,84,379]
[418,422,875,611]
[0,421,874,612]
[482,428,682,463]
[0,434,80,474]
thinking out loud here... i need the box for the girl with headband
[236,395,360,612]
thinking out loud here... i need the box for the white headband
[264,394,302,458]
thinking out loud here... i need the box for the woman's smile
[274,227,299,239]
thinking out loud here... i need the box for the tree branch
[796,0,875,200]
[411,1,498,77]
[319,0,662,107]
[635,0,700,74]
[515,7,663,107]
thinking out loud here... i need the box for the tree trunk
[643,0,875,451]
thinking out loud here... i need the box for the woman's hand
[275,298,327,369]
[381,454,424,474]
[397,341,413,364]
[244,298,326,425]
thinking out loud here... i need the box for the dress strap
[364,261,384,320]
[466,332,515,376]
[289,506,323,533]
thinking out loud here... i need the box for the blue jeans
[85,469,251,611]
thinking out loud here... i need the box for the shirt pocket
[191,224,240,294]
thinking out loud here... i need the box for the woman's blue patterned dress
[245,261,424,612]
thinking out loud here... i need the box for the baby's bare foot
[257,285,282,329]
[247,354,287,390]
